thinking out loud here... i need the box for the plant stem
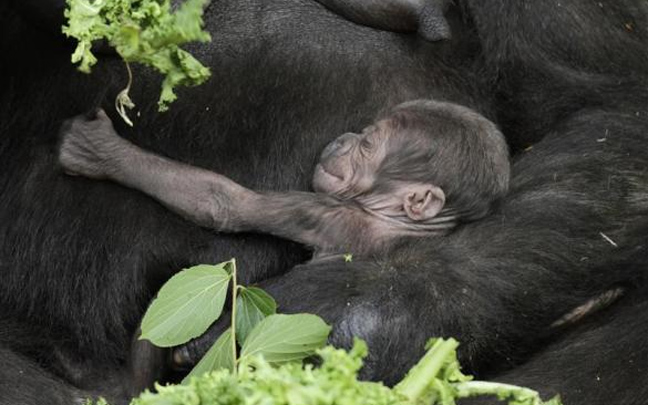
[453,381,551,405]
[229,258,238,373]
[115,60,135,126]
[394,338,459,402]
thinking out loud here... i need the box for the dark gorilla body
[57,101,509,258]
[1,1,648,405]
[313,0,454,42]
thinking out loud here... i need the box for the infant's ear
[403,184,445,221]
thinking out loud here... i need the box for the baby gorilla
[57,100,509,258]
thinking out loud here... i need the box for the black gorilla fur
[1,0,647,404]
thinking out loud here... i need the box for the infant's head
[313,99,510,223]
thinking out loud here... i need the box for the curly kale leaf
[132,340,407,405]
[126,338,562,405]
[63,0,211,111]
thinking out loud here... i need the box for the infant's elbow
[201,178,253,232]
[201,190,233,231]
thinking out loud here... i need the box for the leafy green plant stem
[393,337,560,405]
[229,258,238,372]
[126,254,562,405]
[63,0,212,120]
[395,338,459,401]
[453,381,558,404]
[115,61,134,126]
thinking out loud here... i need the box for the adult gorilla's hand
[261,258,428,384]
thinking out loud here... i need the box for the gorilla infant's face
[312,120,392,198]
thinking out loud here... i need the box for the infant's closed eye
[360,137,373,152]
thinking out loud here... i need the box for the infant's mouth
[317,163,344,181]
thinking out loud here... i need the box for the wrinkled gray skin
[315,0,453,41]
[57,100,509,258]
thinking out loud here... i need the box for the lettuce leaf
[122,339,562,405]
[63,0,211,111]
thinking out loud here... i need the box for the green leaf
[140,263,231,347]
[63,0,212,113]
[240,314,331,365]
[235,287,277,346]
[395,338,462,402]
[182,328,234,384]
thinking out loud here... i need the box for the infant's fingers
[96,108,109,120]
[84,108,104,121]
[93,109,116,130]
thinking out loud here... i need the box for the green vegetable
[139,259,331,381]
[128,258,561,405]
[182,328,234,384]
[235,287,277,345]
[128,338,561,405]
[62,0,212,121]
[240,314,331,365]
[140,263,231,347]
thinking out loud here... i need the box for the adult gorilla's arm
[314,0,452,42]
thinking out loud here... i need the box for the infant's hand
[58,109,126,179]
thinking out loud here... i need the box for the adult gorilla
[0,1,647,405]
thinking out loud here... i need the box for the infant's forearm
[106,146,364,249]
[242,192,374,254]
[66,126,376,252]
[106,147,368,251]
[107,143,254,230]
[58,112,256,231]
[104,146,379,253]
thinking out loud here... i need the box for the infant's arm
[247,191,379,255]
[58,110,251,230]
[57,111,379,255]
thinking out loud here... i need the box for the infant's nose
[320,132,358,160]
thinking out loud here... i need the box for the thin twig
[115,61,135,126]
[230,258,238,374]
